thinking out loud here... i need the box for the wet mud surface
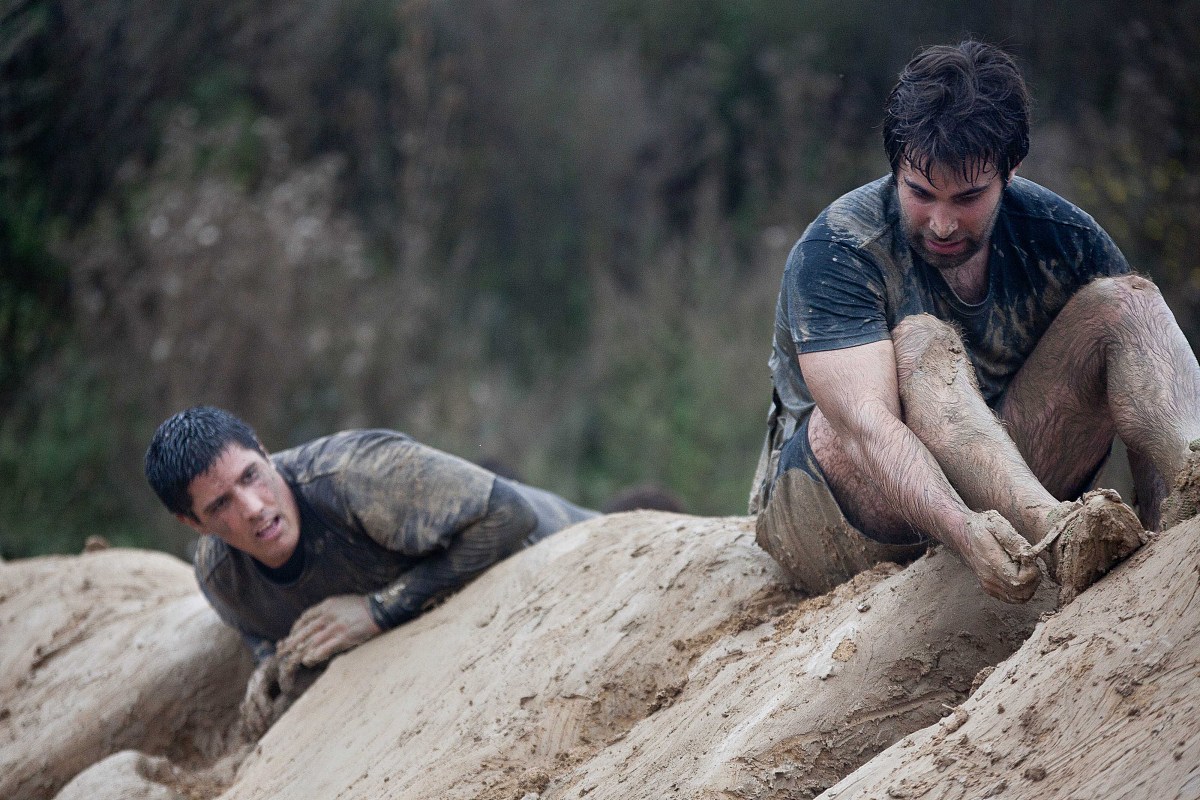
[5,509,1198,799]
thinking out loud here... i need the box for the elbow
[485,478,538,555]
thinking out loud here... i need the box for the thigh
[998,291,1118,499]
[805,408,925,544]
[756,464,926,593]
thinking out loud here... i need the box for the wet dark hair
[883,39,1030,183]
[144,406,265,519]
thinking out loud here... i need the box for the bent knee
[1070,274,1164,322]
[892,314,966,380]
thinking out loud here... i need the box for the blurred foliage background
[1,0,1197,557]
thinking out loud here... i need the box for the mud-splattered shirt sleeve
[315,431,498,554]
[366,478,537,629]
[782,236,891,353]
[1084,222,1131,280]
[289,430,538,630]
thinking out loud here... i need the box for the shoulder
[802,176,898,250]
[193,534,234,586]
[272,429,418,483]
[273,429,495,545]
[1002,177,1109,235]
[1000,177,1128,273]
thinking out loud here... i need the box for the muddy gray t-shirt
[769,175,1131,425]
[194,429,595,660]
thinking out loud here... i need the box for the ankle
[1036,500,1079,545]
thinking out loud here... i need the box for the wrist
[366,589,418,631]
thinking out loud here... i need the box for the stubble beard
[900,198,1002,274]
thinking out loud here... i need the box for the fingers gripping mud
[964,511,1041,604]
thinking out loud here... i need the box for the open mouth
[255,515,282,540]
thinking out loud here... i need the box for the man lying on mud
[145,405,596,734]
[751,39,1200,604]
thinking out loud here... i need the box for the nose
[234,486,266,520]
[929,206,957,239]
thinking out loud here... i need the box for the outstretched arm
[364,478,537,628]
[276,479,536,668]
[800,340,1039,602]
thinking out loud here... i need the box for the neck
[939,247,990,304]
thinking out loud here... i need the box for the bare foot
[1161,439,1200,529]
[961,510,1041,604]
[1034,488,1146,605]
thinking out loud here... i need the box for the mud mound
[9,510,1192,799]
[0,549,252,800]
[820,518,1200,800]
[210,511,1046,799]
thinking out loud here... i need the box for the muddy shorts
[750,404,927,595]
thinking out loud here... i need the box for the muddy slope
[0,549,252,800]
[11,510,1194,799]
[216,511,1048,800]
[820,517,1200,800]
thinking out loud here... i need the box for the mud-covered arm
[366,478,537,629]
[801,342,1037,602]
[800,340,972,545]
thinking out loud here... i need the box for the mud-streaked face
[896,159,1009,272]
[180,444,301,568]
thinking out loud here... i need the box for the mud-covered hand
[277,594,382,670]
[240,655,284,739]
[962,510,1041,604]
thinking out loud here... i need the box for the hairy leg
[890,315,1065,546]
[1001,275,1200,528]
[806,314,1062,544]
[891,315,1143,602]
[809,300,1155,601]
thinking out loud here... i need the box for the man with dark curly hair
[145,405,595,734]
[751,40,1200,604]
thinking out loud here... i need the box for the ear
[1007,161,1021,182]
[177,513,206,535]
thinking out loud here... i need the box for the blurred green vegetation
[1,0,1198,558]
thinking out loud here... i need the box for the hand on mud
[239,654,326,740]
[277,594,382,670]
[962,510,1041,604]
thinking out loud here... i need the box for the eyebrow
[903,176,991,199]
[202,491,230,518]
[200,463,256,516]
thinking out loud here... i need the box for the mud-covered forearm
[841,402,972,548]
[366,479,537,629]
